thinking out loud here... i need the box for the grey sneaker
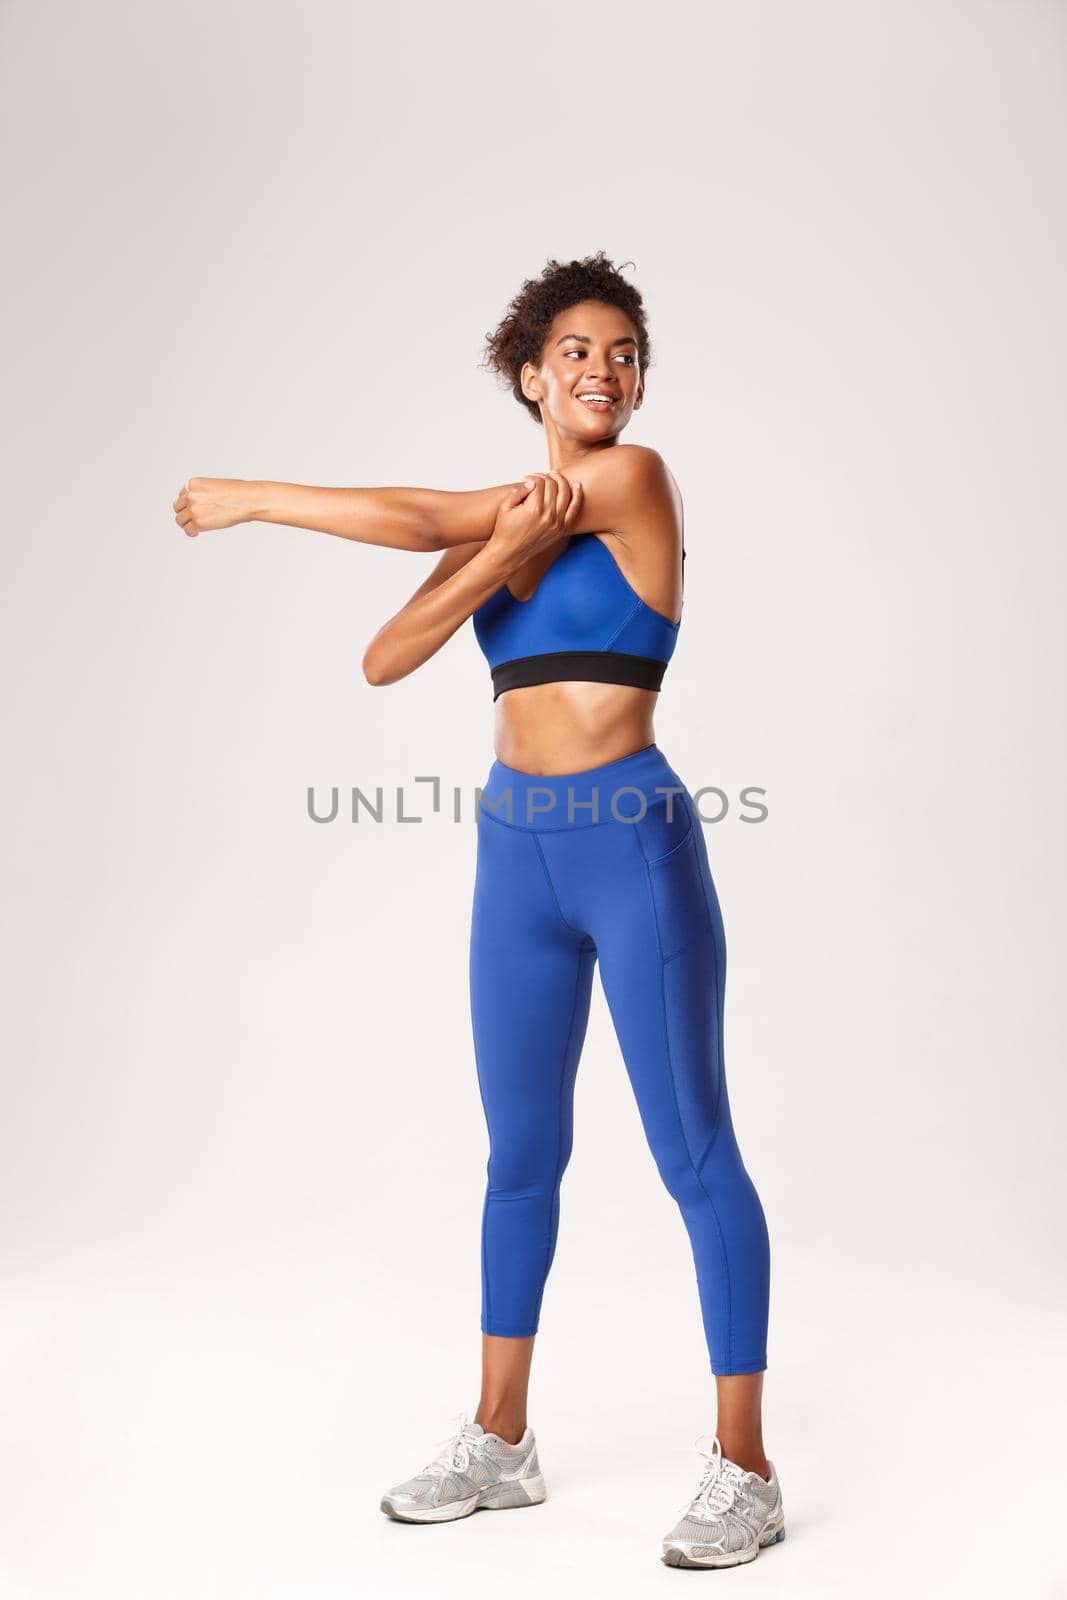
[380,1413,546,1523]
[662,1435,785,1568]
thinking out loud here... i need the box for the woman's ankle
[717,1438,770,1479]
[723,1446,771,1478]
[474,1409,527,1444]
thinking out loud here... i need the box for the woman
[172,253,784,1569]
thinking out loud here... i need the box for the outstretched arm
[172,476,529,549]
[171,444,675,552]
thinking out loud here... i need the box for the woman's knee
[487,1136,569,1199]
[649,1135,707,1207]
[649,1119,747,1207]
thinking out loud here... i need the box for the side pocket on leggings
[638,800,711,962]
[634,794,694,865]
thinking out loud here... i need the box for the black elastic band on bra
[490,650,668,701]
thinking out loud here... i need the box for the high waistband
[478,742,688,831]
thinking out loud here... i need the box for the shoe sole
[381,1471,547,1523]
[662,1516,786,1568]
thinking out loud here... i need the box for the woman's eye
[563,349,635,364]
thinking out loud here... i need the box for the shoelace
[684,1433,748,1518]
[420,1411,485,1477]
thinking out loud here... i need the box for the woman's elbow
[363,638,419,686]
[362,649,395,687]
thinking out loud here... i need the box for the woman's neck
[542,410,622,473]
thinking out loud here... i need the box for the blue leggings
[469,743,770,1376]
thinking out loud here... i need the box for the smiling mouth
[576,393,619,409]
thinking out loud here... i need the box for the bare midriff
[491,680,659,776]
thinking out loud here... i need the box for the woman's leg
[468,807,597,1436]
[714,1371,769,1477]
[475,1333,535,1444]
[587,792,772,1467]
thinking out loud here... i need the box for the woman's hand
[486,471,584,574]
[172,477,259,537]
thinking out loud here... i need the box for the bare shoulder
[577,442,681,525]
[612,442,672,471]
[598,441,678,488]
[574,444,684,620]
[572,441,682,542]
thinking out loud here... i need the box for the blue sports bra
[472,531,684,701]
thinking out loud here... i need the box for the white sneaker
[380,1413,546,1523]
[662,1434,785,1568]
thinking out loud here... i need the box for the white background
[2,1,1065,1596]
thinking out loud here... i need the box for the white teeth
[579,394,613,403]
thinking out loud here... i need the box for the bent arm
[246,479,525,550]
[362,538,509,685]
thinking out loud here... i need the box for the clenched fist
[172,477,257,537]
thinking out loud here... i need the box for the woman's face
[522,299,644,440]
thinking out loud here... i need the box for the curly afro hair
[481,252,653,426]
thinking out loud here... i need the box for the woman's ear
[519,359,542,405]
